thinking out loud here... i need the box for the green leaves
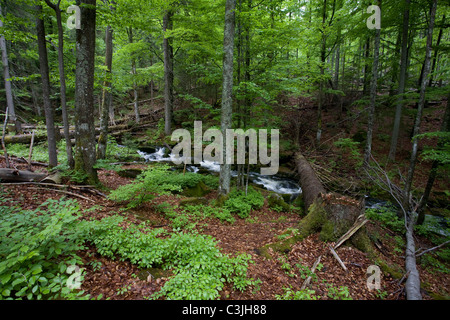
[0,197,89,300]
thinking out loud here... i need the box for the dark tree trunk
[36,5,58,168]
[163,10,174,136]
[97,24,113,160]
[364,1,382,165]
[389,0,411,161]
[44,0,74,168]
[74,0,98,184]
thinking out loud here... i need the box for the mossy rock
[179,197,209,207]
[267,193,291,212]
[117,168,143,179]
[182,181,211,197]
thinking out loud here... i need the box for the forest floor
[1,157,449,301]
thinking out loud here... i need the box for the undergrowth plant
[223,187,265,219]
[0,198,90,300]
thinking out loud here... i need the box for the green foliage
[223,187,265,219]
[365,206,405,233]
[108,165,182,208]
[333,138,363,167]
[275,286,319,300]
[85,217,254,300]
[182,205,236,224]
[0,198,90,300]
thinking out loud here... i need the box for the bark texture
[74,0,98,184]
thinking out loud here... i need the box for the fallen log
[294,151,370,250]
[0,168,47,183]
[3,118,160,145]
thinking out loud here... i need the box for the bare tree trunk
[364,2,382,165]
[428,14,445,88]
[403,0,437,212]
[219,0,236,196]
[36,5,58,168]
[74,0,98,185]
[403,0,437,301]
[163,10,174,136]
[317,0,327,145]
[44,0,74,168]
[416,92,450,224]
[389,0,410,161]
[97,24,113,160]
[0,5,20,134]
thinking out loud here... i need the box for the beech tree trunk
[0,5,20,134]
[74,0,98,185]
[389,0,410,161]
[364,1,381,165]
[219,0,236,196]
[163,10,174,136]
[97,24,113,160]
[44,0,74,168]
[36,5,58,168]
[402,0,437,301]
[0,169,47,183]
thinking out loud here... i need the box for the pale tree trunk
[127,27,140,124]
[389,0,410,161]
[403,0,437,301]
[163,10,174,136]
[74,0,98,185]
[219,0,236,196]
[316,0,327,145]
[0,5,20,134]
[364,2,381,165]
[97,24,113,160]
[44,0,74,168]
[36,5,58,168]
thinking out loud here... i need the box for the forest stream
[137,147,450,238]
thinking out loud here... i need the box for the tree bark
[364,2,382,165]
[389,0,410,161]
[163,10,174,136]
[403,0,437,301]
[44,0,74,168]
[0,5,20,134]
[0,169,47,183]
[36,5,58,168]
[402,0,437,212]
[97,23,113,160]
[74,0,98,185]
[219,0,236,196]
[416,91,450,225]
[295,151,367,248]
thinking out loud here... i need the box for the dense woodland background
[0,0,449,301]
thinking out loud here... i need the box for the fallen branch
[29,187,95,202]
[416,240,450,258]
[329,245,347,271]
[300,255,322,290]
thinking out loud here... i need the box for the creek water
[137,147,450,237]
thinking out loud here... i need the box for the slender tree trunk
[0,5,20,134]
[74,0,98,184]
[403,0,437,300]
[403,0,437,211]
[127,27,140,124]
[364,2,382,165]
[428,14,445,88]
[416,92,450,225]
[362,37,371,96]
[44,0,74,168]
[163,10,174,136]
[389,0,411,161]
[36,5,58,168]
[317,0,327,145]
[219,0,236,196]
[97,24,113,160]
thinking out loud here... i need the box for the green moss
[267,193,291,212]
[182,181,211,197]
[179,197,209,207]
